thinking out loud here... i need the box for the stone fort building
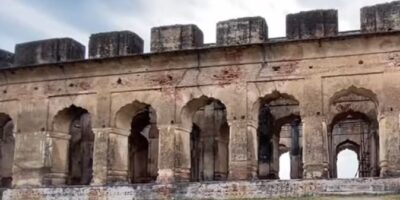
[1,1,400,200]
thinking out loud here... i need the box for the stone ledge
[3,177,400,200]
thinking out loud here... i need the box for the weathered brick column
[12,99,49,187]
[156,124,176,183]
[106,128,130,184]
[301,77,329,179]
[228,119,252,180]
[42,131,70,185]
[379,112,400,177]
[172,126,191,182]
[91,128,110,185]
[302,115,329,179]
[247,119,258,179]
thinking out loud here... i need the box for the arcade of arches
[1,87,400,188]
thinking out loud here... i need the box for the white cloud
[0,0,89,52]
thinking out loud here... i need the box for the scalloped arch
[180,95,227,130]
[114,100,157,130]
[52,104,90,133]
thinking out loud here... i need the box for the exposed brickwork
[3,178,400,200]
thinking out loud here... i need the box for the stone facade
[1,1,400,199]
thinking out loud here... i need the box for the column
[379,112,400,177]
[302,115,329,179]
[170,126,191,182]
[13,99,48,187]
[156,124,177,183]
[247,120,258,179]
[107,128,129,183]
[42,132,70,185]
[228,119,251,180]
[91,128,110,185]
[301,76,329,179]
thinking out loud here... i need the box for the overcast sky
[0,0,391,53]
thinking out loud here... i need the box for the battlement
[2,1,400,68]
[14,38,85,66]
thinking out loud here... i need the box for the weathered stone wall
[0,1,400,199]
[3,177,400,200]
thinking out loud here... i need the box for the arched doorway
[185,97,229,182]
[67,107,94,185]
[114,101,159,184]
[279,151,290,180]
[0,113,14,188]
[257,92,303,179]
[337,148,359,178]
[52,105,94,185]
[129,106,158,183]
[329,111,379,178]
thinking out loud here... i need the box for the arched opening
[337,148,359,178]
[329,111,379,178]
[53,105,94,185]
[128,106,158,183]
[0,113,14,188]
[186,97,229,182]
[257,92,303,179]
[279,151,290,180]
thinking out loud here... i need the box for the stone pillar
[302,116,328,179]
[228,119,251,180]
[13,131,48,187]
[172,126,191,182]
[107,128,130,184]
[42,132,70,185]
[247,120,258,179]
[13,99,49,187]
[379,112,400,177]
[156,124,176,183]
[91,128,110,185]
[302,76,328,179]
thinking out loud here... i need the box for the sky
[279,149,359,180]
[0,0,392,54]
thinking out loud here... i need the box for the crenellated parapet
[361,1,400,32]
[14,38,85,66]
[216,17,268,45]
[89,31,144,58]
[2,1,400,68]
[0,49,14,68]
[150,24,203,52]
[286,9,338,39]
